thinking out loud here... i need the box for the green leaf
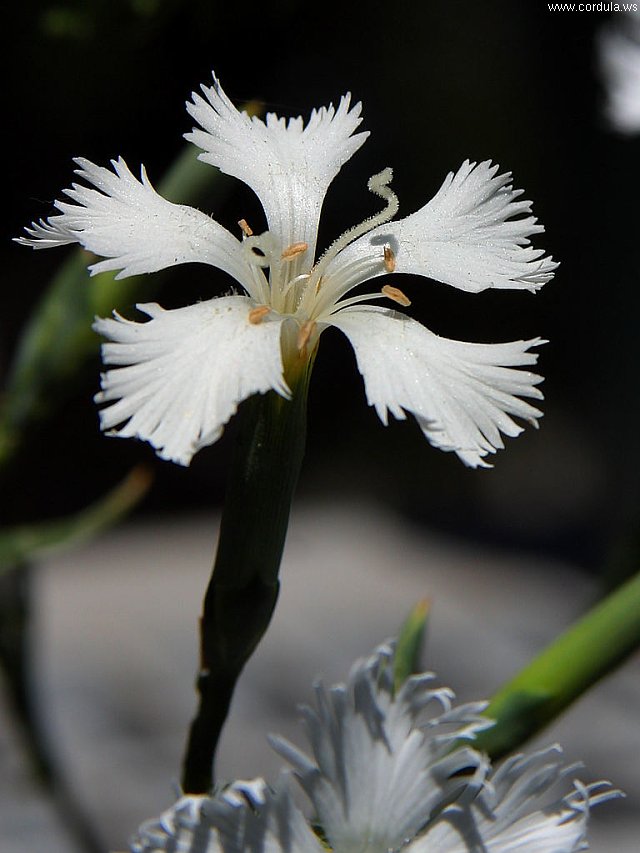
[394,599,430,691]
[0,467,152,572]
[476,570,640,759]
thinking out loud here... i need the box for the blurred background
[4,0,640,564]
[1,0,639,850]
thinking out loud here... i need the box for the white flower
[17,74,557,466]
[129,642,619,853]
[269,644,491,853]
[599,10,640,134]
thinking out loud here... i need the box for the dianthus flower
[129,643,617,852]
[18,74,556,466]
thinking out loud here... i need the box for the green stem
[181,364,312,794]
[477,570,640,759]
[0,467,152,574]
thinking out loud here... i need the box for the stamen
[382,284,411,306]
[383,245,396,273]
[238,218,253,237]
[282,241,308,260]
[248,305,271,324]
[297,319,316,353]
[281,272,310,301]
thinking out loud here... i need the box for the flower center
[240,229,309,314]
[240,168,405,325]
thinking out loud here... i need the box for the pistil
[300,168,400,318]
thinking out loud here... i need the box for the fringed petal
[326,160,557,300]
[270,641,490,853]
[16,157,256,295]
[330,305,545,468]
[129,778,323,853]
[94,296,289,465]
[411,747,622,853]
[185,73,368,261]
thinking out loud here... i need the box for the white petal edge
[185,73,369,260]
[270,641,491,853]
[129,794,217,852]
[93,295,289,465]
[325,160,558,300]
[328,305,544,468]
[129,777,325,853]
[408,747,622,853]
[16,157,258,296]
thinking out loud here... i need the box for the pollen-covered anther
[297,319,316,353]
[238,218,253,237]
[248,305,271,324]
[281,241,309,260]
[383,245,396,273]
[382,284,411,306]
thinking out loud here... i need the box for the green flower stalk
[182,355,313,792]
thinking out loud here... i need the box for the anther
[238,218,253,237]
[383,245,396,273]
[297,319,316,353]
[382,284,411,307]
[248,305,270,324]
[282,241,309,260]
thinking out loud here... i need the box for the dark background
[2,0,639,577]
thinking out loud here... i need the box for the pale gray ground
[1,502,638,851]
